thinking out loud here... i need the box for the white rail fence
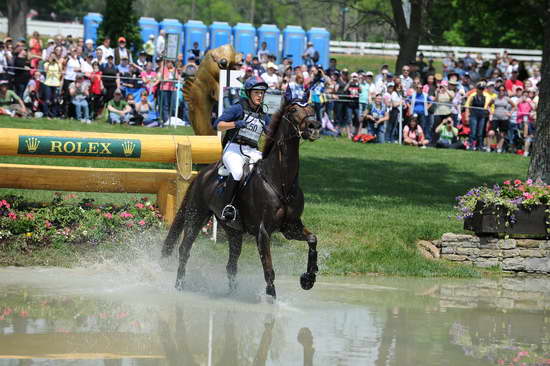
[0,18,83,38]
[330,41,542,62]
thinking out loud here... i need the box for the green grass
[0,116,530,277]
[331,54,444,75]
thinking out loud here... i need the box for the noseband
[281,105,316,142]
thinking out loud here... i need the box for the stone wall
[422,233,550,274]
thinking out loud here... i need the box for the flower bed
[455,179,550,237]
[0,193,164,251]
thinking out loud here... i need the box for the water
[0,253,549,365]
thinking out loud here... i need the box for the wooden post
[157,181,177,225]
[176,140,193,214]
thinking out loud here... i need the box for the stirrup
[221,204,237,221]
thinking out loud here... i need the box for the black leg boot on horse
[220,176,243,230]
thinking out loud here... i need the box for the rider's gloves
[235,119,248,128]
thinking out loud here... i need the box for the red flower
[19,310,28,317]
[7,212,16,220]
[103,213,113,219]
[514,179,522,185]
[25,213,35,220]
[503,180,511,185]
[138,220,146,226]
[135,203,145,209]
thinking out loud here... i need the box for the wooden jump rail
[0,128,221,224]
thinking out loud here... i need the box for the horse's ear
[284,85,293,103]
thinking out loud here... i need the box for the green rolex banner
[18,136,142,158]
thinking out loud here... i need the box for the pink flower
[0,199,9,208]
[503,180,511,185]
[523,192,534,200]
[119,212,134,219]
[126,222,134,228]
[517,351,529,357]
[498,360,504,366]
[115,311,128,319]
[0,315,4,321]
[99,312,108,319]
[514,179,522,185]
[138,220,146,226]
[526,179,533,185]
[19,310,28,317]
[135,203,145,209]
[7,212,16,220]
[25,213,34,220]
[44,220,52,228]
[103,213,113,219]
[3,308,12,315]
[513,357,520,363]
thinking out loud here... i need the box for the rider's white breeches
[222,142,262,181]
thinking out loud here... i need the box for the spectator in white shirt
[155,30,166,59]
[400,65,413,91]
[261,62,281,89]
[98,38,114,61]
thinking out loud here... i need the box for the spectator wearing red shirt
[504,70,524,95]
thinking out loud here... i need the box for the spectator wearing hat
[100,55,119,102]
[82,39,95,59]
[143,34,155,61]
[98,37,114,61]
[0,80,28,117]
[69,75,90,123]
[344,72,361,136]
[433,80,455,131]
[114,37,132,65]
[107,88,132,123]
[136,51,148,69]
[460,72,473,93]
[465,82,493,151]
[261,62,280,89]
[403,114,429,147]
[302,41,318,68]
[364,93,389,143]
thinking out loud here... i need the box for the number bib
[236,112,265,147]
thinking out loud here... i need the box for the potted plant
[455,179,550,237]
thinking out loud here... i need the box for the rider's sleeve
[263,114,272,127]
[212,104,243,130]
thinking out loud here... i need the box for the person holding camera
[364,93,389,143]
[434,80,455,129]
[435,116,464,149]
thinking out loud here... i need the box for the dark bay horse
[161,96,321,298]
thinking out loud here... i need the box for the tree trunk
[527,17,550,183]
[390,0,423,74]
[7,0,28,40]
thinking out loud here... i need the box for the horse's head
[283,87,321,141]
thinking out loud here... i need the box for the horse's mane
[262,101,288,158]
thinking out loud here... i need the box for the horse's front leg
[282,220,318,290]
[223,224,243,293]
[257,223,276,299]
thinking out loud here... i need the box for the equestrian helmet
[244,76,268,92]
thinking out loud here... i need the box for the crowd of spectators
[0,32,540,156]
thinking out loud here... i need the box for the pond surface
[0,257,549,365]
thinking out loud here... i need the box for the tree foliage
[97,0,141,52]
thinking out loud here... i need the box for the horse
[161,93,321,299]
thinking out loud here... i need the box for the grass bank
[0,117,529,276]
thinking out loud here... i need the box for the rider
[212,76,270,221]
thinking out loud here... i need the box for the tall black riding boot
[221,176,240,221]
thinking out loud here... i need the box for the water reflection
[0,270,549,365]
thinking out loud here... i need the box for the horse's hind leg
[175,209,210,291]
[282,220,318,290]
[223,225,243,293]
[256,223,276,299]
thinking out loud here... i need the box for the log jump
[0,128,221,224]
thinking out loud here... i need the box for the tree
[527,2,550,183]
[97,0,141,52]
[7,0,28,39]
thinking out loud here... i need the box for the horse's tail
[160,179,196,258]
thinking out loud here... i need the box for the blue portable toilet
[307,27,330,69]
[83,13,103,45]
[233,23,256,58]
[159,19,184,58]
[184,20,207,60]
[257,24,280,61]
[209,21,232,49]
[283,25,306,66]
[138,17,159,45]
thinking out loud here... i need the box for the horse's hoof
[266,285,277,299]
[300,272,316,290]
